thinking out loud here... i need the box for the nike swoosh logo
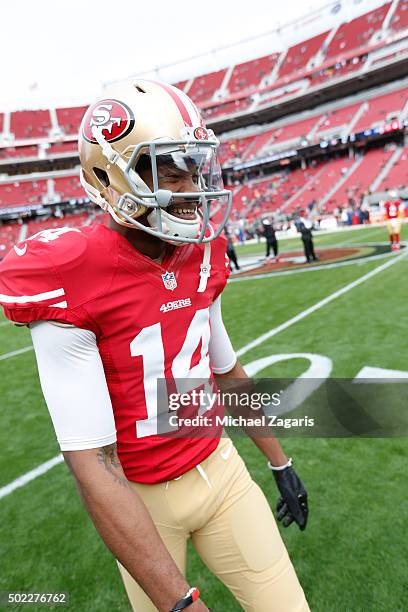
[220,443,233,461]
[14,244,27,256]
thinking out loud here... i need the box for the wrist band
[267,457,293,471]
[170,586,200,611]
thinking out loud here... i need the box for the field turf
[0,223,407,611]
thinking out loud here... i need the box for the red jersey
[0,224,229,483]
[383,201,401,219]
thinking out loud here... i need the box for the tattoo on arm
[97,443,130,488]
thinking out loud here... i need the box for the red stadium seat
[315,102,364,138]
[52,175,84,200]
[46,142,78,155]
[378,146,408,190]
[0,145,39,160]
[227,54,280,95]
[187,69,228,104]
[203,97,252,120]
[352,87,407,132]
[0,180,47,209]
[56,106,87,135]
[324,3,391,59]
[329,148,394,207]
[0,223,22,254]
[278,31,329,79]
[389,0,408,32]
[10,110,52,140]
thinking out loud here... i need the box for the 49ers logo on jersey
[82,99,135,144]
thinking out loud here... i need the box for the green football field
[0,223,407,611]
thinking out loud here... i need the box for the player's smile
[167,203,198,220]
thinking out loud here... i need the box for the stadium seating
[186,69,228,103]
[46,142,78,155]
[218,134,259,166]
[328,147,394,207]
[10,110,51,139]
[378,145,408,190]
[227,53,280,95]
[52,175,84,200]
[278,31,330,79]
[260,115,321,153]
[25,212,90,237]
[310,55,367,86]
[314,101,363,138]
[203,97,252,120]
[0,223,22,254]
[371,47,408,66]
[173,80,188,91]
[240,128,279,161]
[0,3,405,148]
[295,156,355,213]
[324,3,391,59]
[255,84,305,108]
[0,145,38,160]
[0,180,47,208]
[352,87,407,132]
[230,163,325,220]
[0,173,85,209]
[56,106,87,135]
[389,0,408,32]
[282,163,327,213]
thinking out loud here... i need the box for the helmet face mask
[79,80,232,244]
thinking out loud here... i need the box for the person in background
[381,190,402,251]
[295,211,318,264]
[225,227,240,271]
[262,216,279,262]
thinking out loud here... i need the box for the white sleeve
[30,321,116,452]
[209,296,237,374]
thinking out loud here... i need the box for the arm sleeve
[208,296,237,374]
[30,321,116,451]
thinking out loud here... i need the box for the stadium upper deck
[0,0,407,150]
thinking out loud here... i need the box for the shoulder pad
[0,225,116,325]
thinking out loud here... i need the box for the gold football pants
[388,219,401,235]
[118,437,310,611]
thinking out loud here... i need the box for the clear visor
[134,143,225,198]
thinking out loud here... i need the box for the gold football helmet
[78,79,231,243]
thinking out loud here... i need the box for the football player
[382,190,402,251]
[0,80,309,612]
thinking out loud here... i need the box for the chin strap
[79,169,110,210]
[197,242,211,293]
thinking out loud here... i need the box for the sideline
[229,246,402,283]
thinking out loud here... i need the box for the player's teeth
[172,208,193,214]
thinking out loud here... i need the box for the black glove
[270,461,308,531]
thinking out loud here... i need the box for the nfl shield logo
[161,271,177,291]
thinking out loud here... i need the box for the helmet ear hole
[93,167,110,188]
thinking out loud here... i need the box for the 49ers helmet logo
[194,126,209,141]
[82,99,135,144]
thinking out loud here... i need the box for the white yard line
[0,454,63,500]
[0,250,405,500]
[0,346,33,361]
